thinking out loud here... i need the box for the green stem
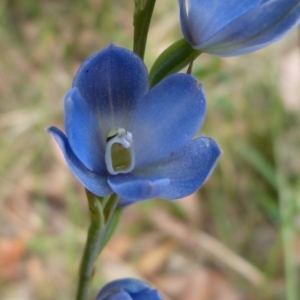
[76,191,119,300]
[133,0,156,60]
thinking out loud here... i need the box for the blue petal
[65,87,106,173]
[134,137,221,199]
[96,279,160,300]
[181,0,260,46]
[191,0,300,56]
[108,174,170,205]
[99,291,132,300]
[98,290,163,300]
[134,290,164,300]
[73,44,149,138]
[131,74,206,168]
[47,126,112,197]
[179,0,193,44]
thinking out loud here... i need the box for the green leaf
[149,39,201,88]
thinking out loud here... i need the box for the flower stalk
[76,191,119,300]
[133,0,156,60]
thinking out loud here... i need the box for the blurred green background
[0,1,299,299]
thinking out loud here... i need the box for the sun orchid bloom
[48,45,221,206]
[179,0,300,57]
[96,278,164,300]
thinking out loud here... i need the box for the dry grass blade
[150,209,267,287]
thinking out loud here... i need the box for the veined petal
[131,74,206,168]
[202,0,300,56]
[47,126,112,197]
[108,174,170,206]
[182,0,260,46]
[73,44,149,141]
[134,137,221,200]
[65,87,105,173]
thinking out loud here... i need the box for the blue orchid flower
[48,45,221,206]
[179,0,300,57]
[96,278,164,300]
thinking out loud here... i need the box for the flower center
[105,128,135,175]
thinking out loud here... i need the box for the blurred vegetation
[0,1,299,300]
